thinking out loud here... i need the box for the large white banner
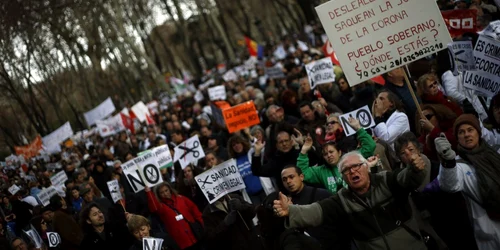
[96,114,126,137]
[195,159,246,204]
[42,122,73,153]
[84,97,116,126]
[208,85,227,101]
[316,0,451,86]
[131,101,151,122]
[463,36,500,97]
[305,57,335,88]
[174,135,205,169]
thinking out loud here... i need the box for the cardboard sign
[195,159,245,204]
[84,97,116,126]
[50,171,68,187]
[305,57,335,88]
[15,135,42,159]
[133,151,163,188]
[143,237,164,250]
[222,101,260,133]
[107,179,123,203]
[265,66,286,79]
[174,135,205,169]
[42,122,73,154]
[463,36,500,97]
[208,85,227,101]
[152,144,173,169]
[316,0,451,86]
[24,229,43,249]
[122,160,145,193]
[441,9,477,38]
[339,106,376,136]
[448,41,476,74]
[47,232,61,248]
[8,184,20,195]
[222,70,238,82]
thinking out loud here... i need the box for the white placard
[133,151,163,188]
[174,135,205,169]
[208,85,227,101]
[222,70,238,82]
[152,144,173,169]
[24,229,43,249]
[8,184,20,195]
[50,171,68,187]
[143,237,164,250]
[297,40,309,51]
[131,101,151,122]
[339,105,376,136]
[42,122,73,154]
[195,159,246,204]
[84,97,116,126]
[46,232,61,248]
[122,160,144,193]
[448,41,476,74]
[265,66,286,79]
[200,78,215,89]
[96,113,126,137]
[147,101,159,115]
[463,36,500,97]
[273,45,287,60]
[194,90,204,102]
[107,179,123,204]
[316,0,451,86]
[305,57,335,88]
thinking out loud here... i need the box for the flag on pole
[244,36,264,58]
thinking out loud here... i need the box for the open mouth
[351,176,361,183]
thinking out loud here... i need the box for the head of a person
[394,132,422,165]
[183,165,194,180]
[50,194,66,211]
[119,131,127,142]
[10,237,28,250]
[227,135,251,158]
[299,102,316,122]
[200,126,212,137]
[155,182,177,200]
[488,93,500,128]
[80,203,105,231]
[385,67,405,82]
[2,196,9,205]
[454,114,481,150]
[251,126,265,143]
[41,207,54,223]
[207,136,218,149]
[416,104,457,131]
[299,77,311,93]
[205,152,218,169]
[147,131,156,142]
[127,215,151,241]
[322,141,342,166]
[276,131,294,153]
[281,165,305,194]
[337,75,350,92]
[376,90,404,113]
[311,101,326,116]
[338,152,370,193]
[171,130,184,144]
[455,0,468,9]
[172,121,182,131]
[266,105,285,123]
[71,187,80,199]
[80,188,94,203]
[325,113,343,134]
[417,73,440,97]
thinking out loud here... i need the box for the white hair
[337,151,367,174]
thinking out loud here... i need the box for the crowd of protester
[1,1,500,249]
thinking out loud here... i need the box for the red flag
[322,40,340,66]
[120,113,135,134]
[145,114,155,125]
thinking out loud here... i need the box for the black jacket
[81,222,134,250]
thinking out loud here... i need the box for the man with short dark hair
[297,101,326,138]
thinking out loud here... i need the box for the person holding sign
[416,74,463,116]
[297,118,376,194]
[145,183,204,250]
[127,214,180,250]
[372,90,410,148]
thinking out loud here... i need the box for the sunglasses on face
[326,121,338,126]
[427,81,438,88]
[424,114,435,120]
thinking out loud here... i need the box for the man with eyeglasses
[273,150,428,250]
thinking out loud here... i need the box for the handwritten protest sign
[37,186,58,206]
[174,135,205,169]
[316,0,451,86]
[50,171,68,187]
[463,36,500,97]
[96,114,126,137]
[305,57,335,88]
[42,122,73,154]
[223,70,238,82]
[265,66,286,79]
[84,97,116,126]
[208,85,227,101]
[152,144,173,169]
[339,106,376,136]
[107,179,123,203]
[222,101,260,133]
[448,41,476,75]
[195,159,246,204]
[8,184,20,195]
[200,78,215,89]
[15,135,42,159]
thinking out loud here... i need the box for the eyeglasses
[427,81,438,88]
[424,114,435,120]
[326,121,338,126]
[341,162,364,175]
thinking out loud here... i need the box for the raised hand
[348,117,361,131]
[301,135,313,154]
[254,140,265,153]
[291,128,304,145]
[410,154,425,171]
[366,155,380,168]
[434,133,456,161]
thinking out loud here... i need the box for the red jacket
[422,91,463,116]
[146,191,203,249]
[418,125,457,162]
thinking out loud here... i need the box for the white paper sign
[339,105,376,136]
[152,144,173,169]
[143,237,164,250]
[200,78,215,89]
[133,152,163,188]
[174,135,205,169]
[8,184,20,195]
[131,101,151,122]
[222,70,238,82]
[305,57,335,88]
[194,90,204,102]
[316,0,451,86]
[463,36,500,97]
[42,122,73,154]
[24,229,43,249]
[84,97,116,126]
[146,101,159,115]
[122,160,144,193]
[448,41,476,74]
[265,66,286,79]
[208,85,227,101]
[50,171,68,187]
[96,114,126,137]
[47,232,61,248]
[195,159,246,204]
[107,179,123,203]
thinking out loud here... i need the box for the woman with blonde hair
[417,73,463,116]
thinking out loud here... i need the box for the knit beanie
[453,114,481,138]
